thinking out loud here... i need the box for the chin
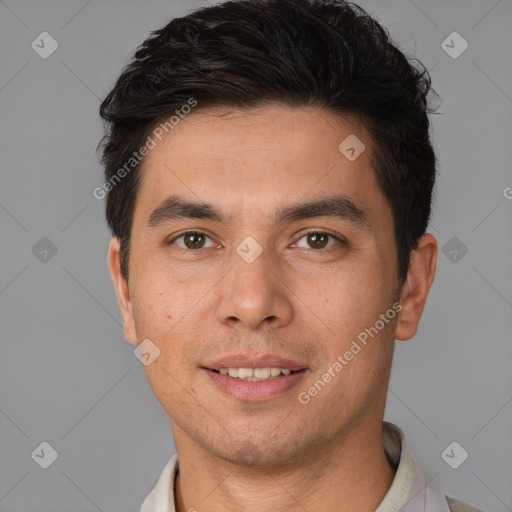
[210,433,311,469]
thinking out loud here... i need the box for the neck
[173,419,395,512]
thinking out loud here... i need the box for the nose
[215,244,294,332]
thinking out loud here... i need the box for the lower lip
[203,369,307,401]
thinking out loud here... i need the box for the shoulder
[445,495,486,512]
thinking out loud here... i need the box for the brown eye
[183,233,206,249]
[168,232,216,250]
[307,233,329,249]
[294,232,342,250]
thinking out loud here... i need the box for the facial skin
[108,104,437,512]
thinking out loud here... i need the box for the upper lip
[204,354,307,372]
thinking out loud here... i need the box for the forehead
[132,104,391,230]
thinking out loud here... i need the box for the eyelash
[166,230,346,252]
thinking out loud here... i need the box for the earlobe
[394,233,437,341]
[107,237,138,345]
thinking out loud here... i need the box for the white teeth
[217,367,296,381]
[254,367,271,379]
[238,368,254,379]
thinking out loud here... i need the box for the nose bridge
[216,235,293,330]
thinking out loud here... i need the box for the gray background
[0,0,511,510]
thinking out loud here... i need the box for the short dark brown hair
[98,0,440,282]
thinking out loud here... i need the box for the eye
[167,231,345,251]
[168,231,218,250]
[293,232,345,250]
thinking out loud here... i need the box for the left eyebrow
[146,193,371,230]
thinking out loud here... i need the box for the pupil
[185,233,205,249]
[309,233,327,249]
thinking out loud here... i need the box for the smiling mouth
[207,367,304,382]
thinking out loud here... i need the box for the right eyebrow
[147,195,230,228]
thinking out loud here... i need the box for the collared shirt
[140,421,482,512]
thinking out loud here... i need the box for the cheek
[130,267,213,367]
[132,277,200,405]
[298,258,388,336]
[131,265,199,332]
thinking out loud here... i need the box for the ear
[107,237,138,345]
[395,233,437,341]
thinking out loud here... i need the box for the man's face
[113,104,403,465]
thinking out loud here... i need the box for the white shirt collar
[140,421,450,512]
